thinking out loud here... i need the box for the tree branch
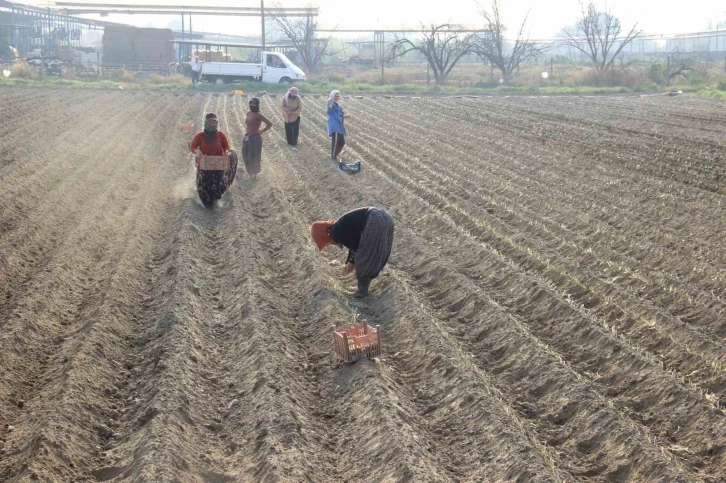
[389,23,475,84]
[474,0,548,81]
[558,1,639,71]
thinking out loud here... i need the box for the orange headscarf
[310,219,336,251]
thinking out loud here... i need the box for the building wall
[102,26,174,64]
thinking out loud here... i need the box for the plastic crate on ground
[333,316,381,363]
[179,121,195,133]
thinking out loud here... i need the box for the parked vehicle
[200,51,305,84]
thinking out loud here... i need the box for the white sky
[20,0,726,39]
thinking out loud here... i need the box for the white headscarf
[284,86,299,102]
[328,90,340,102]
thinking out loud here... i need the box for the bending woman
[310,207,394,298]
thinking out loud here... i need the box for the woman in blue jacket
[327,90,346,161]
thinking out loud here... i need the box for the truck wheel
[279,77,292,84]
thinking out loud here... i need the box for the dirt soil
[1,88,725,482]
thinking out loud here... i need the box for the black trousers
[331,132,345,160]
[284,117,300,146]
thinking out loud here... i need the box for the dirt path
[0,88,724,482]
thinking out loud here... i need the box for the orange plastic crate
[333,317,381,363]
[198,154,230,171]
[179,121,195,133]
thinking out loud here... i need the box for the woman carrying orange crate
[189,113,238,207]
[310,207,395,298]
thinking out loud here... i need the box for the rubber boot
[353,277,372,298]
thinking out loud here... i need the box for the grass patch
[9,62,37,80]
[695,88,726,99]
[0,73,698,98]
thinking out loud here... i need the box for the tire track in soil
[0,90,115,173]
[349,96,726,363]
[504,96,726,156]
[235,97,568,480]
[412,96,726,230]
[331,97,724,479]
[249,96,568,482]
[0,90,146,230]
[1,89,722,481]
[479,98,724,194]
[375,96,726,302]
[0,92,197,481]
[291,96,714,481]
[346,97,726,399]
[396,100,726,353]
[356,96,726,382]
[83,93,241,482]
[230,95,434,481]
[396,96,726,262]
[0,92,169,317]
[95,93,349,482]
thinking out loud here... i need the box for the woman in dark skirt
[310,207,395,298]
[242,97,273,181]
[189,112,239,207]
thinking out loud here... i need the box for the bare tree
[664,52,695,82]
[560,2,640,71]
[268,4,340,73]
[474,0,548,82]
[389,24,476,85]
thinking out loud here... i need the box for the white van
[200,51,305,84]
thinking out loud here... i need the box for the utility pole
[66,10,71,61]
[261,0,266,51]
[374,31,384,83]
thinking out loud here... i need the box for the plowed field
[1,88,725,482]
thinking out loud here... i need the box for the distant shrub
[647,64,666,85]
[147,74,188,85]
[146,74,166,84]
[576,68,644,88]
[390,73,406,85]
[10,62,37,79]
[327,72,346,84]
[61,67,78,80]
[113,70,136,83]
[633,81,660,92]
[717,79,726,91]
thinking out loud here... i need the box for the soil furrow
[2,88,724,482]
[299,96,721,479]
[0,91,192,481]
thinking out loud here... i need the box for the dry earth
[1,88,725,482]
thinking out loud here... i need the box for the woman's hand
[342,262,355,276]
[259,113,273,134]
